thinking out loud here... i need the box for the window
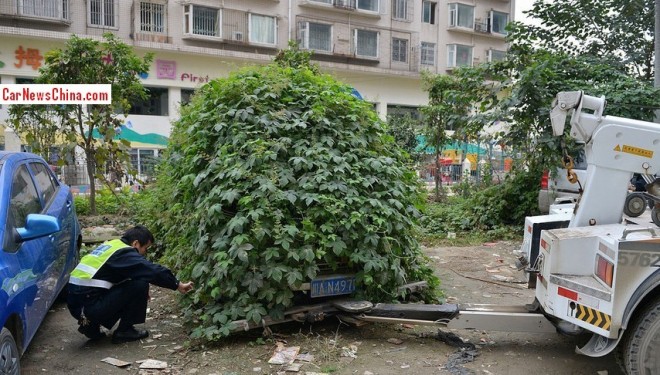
[420,42,435,65]
[15,78,35,84]
[387,105,421,120]
[490,11,508,35]
[130,149,159,177]
[140,1,165,33]
[300,22,332,52]
[448,3,474,29]
[20,0,69,20]
[392,0,407,20]
[10,165,42,230]
[249,14,277,45]
[180,88,196,106]
[447,44,473,67]
[392,38,407,63]
[355,29,378,58]
[488,49,506,62]
[357,0,378,12]
[422,1,436,24]
[128,87,169,116]
[89,0,116,27]
[30,162,58,206]
[184,4,220,37]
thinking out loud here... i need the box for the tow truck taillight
[595,255,614,287]
[540,171,549,189]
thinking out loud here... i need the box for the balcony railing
[333,0,356,10]
[21,0,69,22]
[474,21,489,33]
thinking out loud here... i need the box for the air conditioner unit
[232,31,244,41]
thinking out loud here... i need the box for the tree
[421,68,496,200]
[146,49,439,340]
[515,0,654,80]
[487,47,660,174]
[9,105,60,162]
[419,20,660,222]
[9,33,153,214]
[386,112,422,163]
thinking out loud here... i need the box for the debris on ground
[435,330,480,375]
[101,357,131,367]
[296,353,315,362]
[340,344,358,358]
[285,362,303,372]
[138,359,168,369]
[387,338,403,345]
[268,342,301,365]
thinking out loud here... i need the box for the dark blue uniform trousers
[80,280,149,331]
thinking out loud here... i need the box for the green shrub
[467,169,540,227]
[73,188,134,216]
[74,195,90,216]
[148,50,439,340]
[419,170,535,243]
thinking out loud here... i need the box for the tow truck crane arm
[548,91,659,227]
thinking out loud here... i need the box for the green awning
[415,135,486,154]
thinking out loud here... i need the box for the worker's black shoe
[111,327,149,344]
[78,323,105,341]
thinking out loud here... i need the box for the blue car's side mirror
[16,214,61,242]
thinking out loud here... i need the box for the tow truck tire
[651,207,660,227]
[623,193,646,218]
[0,327,20,375]
[621,296,660,375]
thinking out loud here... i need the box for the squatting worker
[67,225,194,343]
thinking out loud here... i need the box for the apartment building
[0,0,513,177]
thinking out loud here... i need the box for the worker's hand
[177,281,194,294]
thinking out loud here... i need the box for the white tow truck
[516,91,660,374]
[229,92,659,374]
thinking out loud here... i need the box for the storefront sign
[14,46,43,70]
[156,60,176,79]
[180,73,209,83]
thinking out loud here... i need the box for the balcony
[333,0,355,10]
[448,19,506,39]
[0,0,71,24]
[474,20,488,33]
[298,0,380,19]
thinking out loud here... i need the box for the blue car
[0,152,81,374]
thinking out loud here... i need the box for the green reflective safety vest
[69,239,129,289]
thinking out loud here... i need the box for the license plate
[310,275,356,298]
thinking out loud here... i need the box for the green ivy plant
[150,49,439,340]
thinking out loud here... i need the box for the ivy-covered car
[143,49,439,340]
[0,152,81,374]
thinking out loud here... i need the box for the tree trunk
[86,150,97,215]
[434,150,440,200]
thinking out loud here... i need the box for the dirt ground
[21,241,625,375]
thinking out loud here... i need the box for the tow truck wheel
[621,297,660,375]
[0,327,20,375]
[623,193,646,218]
[651,207,660,227]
